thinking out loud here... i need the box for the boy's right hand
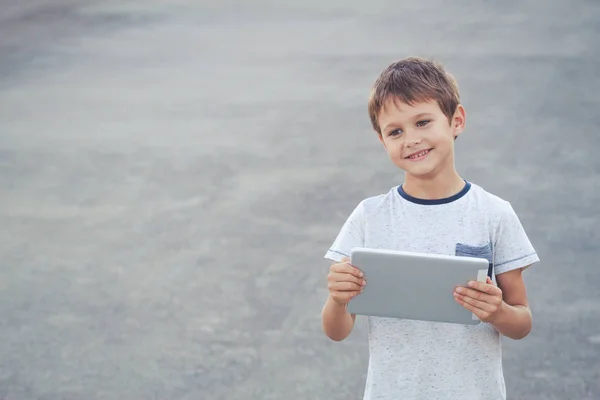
[327,256,366,306]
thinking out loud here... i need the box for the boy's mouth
[405,149,432,161]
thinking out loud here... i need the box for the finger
[331,261,363,279]
[455,287,497,303]
[454,296,488,320]
[330,272,366,288]
[453,292,496,312]
[332,290,361,304]
[466,280,502,296]
[330,281,363,292]
[349,290,362,298]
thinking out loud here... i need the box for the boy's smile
[405,148,432,161]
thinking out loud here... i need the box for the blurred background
[1,1,599,399]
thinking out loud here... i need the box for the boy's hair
[368,57,460,135]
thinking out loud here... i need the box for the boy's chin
[397,156,452,179]
[405,170,436,179]
[397,161,437,176]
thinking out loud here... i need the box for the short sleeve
[493,201,540,275]
[324,201,365,263]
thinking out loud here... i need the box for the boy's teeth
[410,150,428,159]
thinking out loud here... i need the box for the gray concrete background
[1,1,599,399]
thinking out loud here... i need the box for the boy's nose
[405,138,423,147]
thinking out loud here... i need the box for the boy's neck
[402,169,465,200]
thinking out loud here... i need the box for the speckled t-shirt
[324,181,539,400]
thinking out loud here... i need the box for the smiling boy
[321,57,539,399]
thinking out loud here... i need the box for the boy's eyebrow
[381,113,435,132]
[413,112,435,119]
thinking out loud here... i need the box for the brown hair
[368,57,460,134]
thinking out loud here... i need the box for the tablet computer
[348,247,489,325]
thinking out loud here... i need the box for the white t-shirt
[324,181,539,400]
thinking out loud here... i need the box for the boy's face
[377,99,465,178]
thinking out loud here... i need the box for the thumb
[341,256,351,264]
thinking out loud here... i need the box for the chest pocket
[455,242,494,279]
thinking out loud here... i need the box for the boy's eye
[416,120,431,127]
[389,129,403,137]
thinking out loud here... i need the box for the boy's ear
[452,104,466,139]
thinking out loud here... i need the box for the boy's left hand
[454,277,505,323]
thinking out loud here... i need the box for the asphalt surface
[1,1,599,399]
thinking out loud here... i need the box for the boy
[321,57,539,400]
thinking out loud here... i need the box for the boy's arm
[321,257,364,341]
[491,267,532,339]
[321,201,366,341]
[454,267,533,340]
[321,296,356,341]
